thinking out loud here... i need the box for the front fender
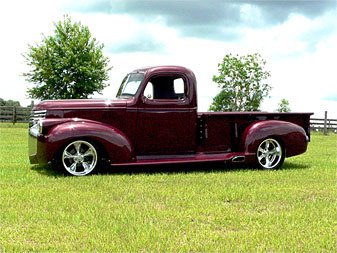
[44,119,135,163]
[240,120,308,157]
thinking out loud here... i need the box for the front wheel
[60,140,98,176]
[256,138,285,170]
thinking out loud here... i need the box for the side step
[112,152,255,166]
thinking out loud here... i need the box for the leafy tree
[276,98,291,112]
[209,53,271,112]
[23,15,112,100]
[0,98,21,107]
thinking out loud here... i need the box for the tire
[256,138,285,170]
[59,140,98,176]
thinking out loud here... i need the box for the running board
[112,152,255,166]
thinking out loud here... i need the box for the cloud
[65,0,243,40]
[253,0,336,25]
[301,25,336,52]
[106,35,166,54]
[100,18,174,54]
[64,0,336,41]
[299,11,337,52]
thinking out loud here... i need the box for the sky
[0,0,336,118]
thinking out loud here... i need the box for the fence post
[12,106,16,125]
[323,111,327,135]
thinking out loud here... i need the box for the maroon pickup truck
[29,66,313,176]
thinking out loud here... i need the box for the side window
[144,76,186,100]
[174,78,185,99]
[144,82,153,99]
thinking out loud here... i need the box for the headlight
[29,120,43,137]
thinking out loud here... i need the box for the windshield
[117,73,144,97]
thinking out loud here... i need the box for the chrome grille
[30,110,47,122]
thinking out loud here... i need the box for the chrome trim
[30,110,46,122]
[29,120,43,137]
[232,155,245,162]
[28,132,38,163]
[28,110,46,164]
[257,139,282,169]
[62,140,98,176]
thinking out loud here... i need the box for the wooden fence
[0,106,31,123]
[1,106,336,134]
[310,111,337,134]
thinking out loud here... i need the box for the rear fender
[44,119,135,163]
[240,120,308,157]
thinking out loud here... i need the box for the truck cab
[29,66,313,176]
[119,66,197,155]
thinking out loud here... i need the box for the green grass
[0,122,28,128]
[0,127,336,251]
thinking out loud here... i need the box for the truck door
[135,74,196,155]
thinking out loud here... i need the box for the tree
[209,53,271,112]
[23,15,112,100]
[276,98,291,112]
[0,98,21,107]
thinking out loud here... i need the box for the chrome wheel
[62,140,98,176]
[257,138,283,170]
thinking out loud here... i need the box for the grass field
[0,125,336,251]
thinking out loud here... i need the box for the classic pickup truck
[29,66,313,176]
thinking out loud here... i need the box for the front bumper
[28,133,38,164]
[28,131,48,164]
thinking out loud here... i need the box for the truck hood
[34,99,129,110]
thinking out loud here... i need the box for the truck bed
[197,112,313,153]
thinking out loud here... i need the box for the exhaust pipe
[232,155,245,162]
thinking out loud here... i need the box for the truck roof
[132,65,194,75]
[131,65,198,109]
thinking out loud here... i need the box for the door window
[143,76,186,100]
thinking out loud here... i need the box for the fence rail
[0,106,31,123]
[1,106,336,134]
[310,116,337,134]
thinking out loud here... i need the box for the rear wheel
[60,140,98,176]
[256,138,284,170]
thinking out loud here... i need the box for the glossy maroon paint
[34,99,126,110]
[29,66,313,167]
[32,118,135,164]
[127,66,197,154]
[240,120,308,157]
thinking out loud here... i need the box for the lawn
[0,125,336,251]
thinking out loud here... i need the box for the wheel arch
[45,119,136,164]
[240,120,308,158]
[54,136,109,162]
